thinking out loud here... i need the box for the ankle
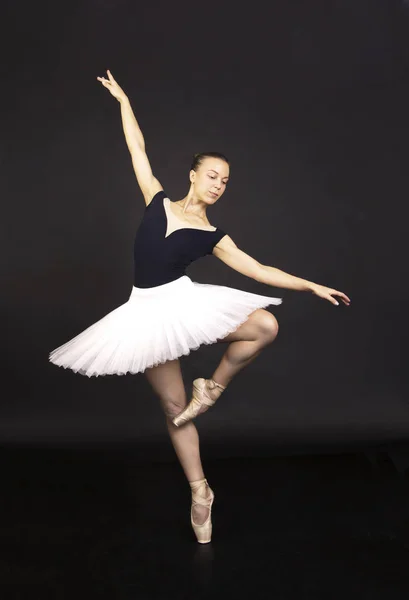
[204,379,226,403]
[189,477,207,493]
[208,378,226,391]
[206,379,226,399]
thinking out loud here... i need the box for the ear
[189,169,196,184]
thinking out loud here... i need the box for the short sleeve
[207,228,227,255]
[146,190,166,209]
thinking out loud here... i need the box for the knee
[256,311,279,343]
[161,395,186,419]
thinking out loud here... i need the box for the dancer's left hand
[310,283,350,306]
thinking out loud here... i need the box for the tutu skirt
[49,276,282,377]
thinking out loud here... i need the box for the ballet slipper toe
[189,478,214,543]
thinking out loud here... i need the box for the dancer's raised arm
[97,70,163,206]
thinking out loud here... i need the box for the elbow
[254,263,267,283]
[129,142,146,157]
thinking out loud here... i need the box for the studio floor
[1,444,409,599]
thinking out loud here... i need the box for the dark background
[1,0,409,457]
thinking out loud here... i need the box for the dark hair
[190,152,230,172]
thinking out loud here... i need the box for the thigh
[218,308,278,343]
[144,359,187,415]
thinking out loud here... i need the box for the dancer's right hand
[97,70,128,103]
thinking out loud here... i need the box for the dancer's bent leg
[144,359,210,525]
[212,309,279,387]
[172,309,279,425]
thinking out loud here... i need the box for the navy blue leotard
[133,191,227,288]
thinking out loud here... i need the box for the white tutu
[49,276,282,377]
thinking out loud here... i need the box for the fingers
[315,285,351,307]
[97,76,112,88]
[332,290,351,306]
[333,290,349,301]
[329,292,351,307]
[97,70,116,90]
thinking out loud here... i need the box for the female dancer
[49,70,350,544]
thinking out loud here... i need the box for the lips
[209,192,218,198]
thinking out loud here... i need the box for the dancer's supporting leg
[144,359,210,526]
[144,310,279,523]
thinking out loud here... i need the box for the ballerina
[49,70,350,543]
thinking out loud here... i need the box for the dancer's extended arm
[97,70,162,205]
[213,235,350,306]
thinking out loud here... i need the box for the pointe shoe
[189,478,214,544]
[172,378,226,427]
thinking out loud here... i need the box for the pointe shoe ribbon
[190,478,214,544]
[172,378,226,427]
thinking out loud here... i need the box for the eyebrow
[208,169,229,179]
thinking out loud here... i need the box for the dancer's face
[190,158,230,204]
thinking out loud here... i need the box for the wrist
[119,95,129,105]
